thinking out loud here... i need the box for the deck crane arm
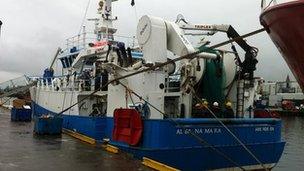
[137,15,220,87]
[49,47,62,70]
[176,19,258,81]
[177,20,254,52]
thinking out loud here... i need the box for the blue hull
[116,142,284,171]
[111,118,285,170]
[31,101,108,142]
[32,102,285,170]
[62,115,107,142]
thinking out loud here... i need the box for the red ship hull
[260,0,304,90]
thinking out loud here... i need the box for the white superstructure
[31,0,259,120]
[30,0,124,116]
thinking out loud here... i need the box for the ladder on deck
[0,76,35,98]
[236,79,245,117]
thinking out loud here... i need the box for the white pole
[83,25,86,48]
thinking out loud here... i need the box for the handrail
[35,75,101,92]
[0,75,30,92]
[61,32,138,55]
[261,0,293,10]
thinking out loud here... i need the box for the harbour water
[0,107,303,171]
[275,116,304,171]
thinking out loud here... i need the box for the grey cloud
[0,0,294,82]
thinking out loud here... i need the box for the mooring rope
[54,27,268,170]
[118,81,247,170]
[120,81,268,170]
[190,88,268,171]
[120,79,269,170]
[57,27,265,114]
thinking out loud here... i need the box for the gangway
[0,75,35,99]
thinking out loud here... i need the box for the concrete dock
[0,107,150,171]
[1,106,304,171]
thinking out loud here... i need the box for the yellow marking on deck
[105,144,119,154]
[142,157,180,171]
[62,128,96,145]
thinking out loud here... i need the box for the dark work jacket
[224,108,235,118]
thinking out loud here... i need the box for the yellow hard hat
[203,101,208,105]
[226,102,232,107]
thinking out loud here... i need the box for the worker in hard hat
[194,99,211,118]
[211,101,221,117]
[195,99,208,109]
[224,101,234,118]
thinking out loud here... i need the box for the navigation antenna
[78,0,91,35]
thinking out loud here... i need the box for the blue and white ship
[30,0,285,170]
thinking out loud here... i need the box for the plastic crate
[11,107,32,122]
[34,116,63,135]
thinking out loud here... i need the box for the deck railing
[261,0,291,10]
[37,74,182,93]
[36,75,102,92]
[0,76,30,94]
[61,32,138,55]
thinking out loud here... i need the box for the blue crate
[34,116,63,135]
[11,108,32,122]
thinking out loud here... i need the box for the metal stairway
[0,75,35,98]
[236,79,245,118]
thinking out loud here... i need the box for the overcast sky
[0,0,294,82]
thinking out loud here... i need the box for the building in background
[257,75,304,108]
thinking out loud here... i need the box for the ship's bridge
[58,32,140,69]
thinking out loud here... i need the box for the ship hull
[32,101,108,142]
[116,142,284,171]
[31,101,285,170]
[260,0,304,90]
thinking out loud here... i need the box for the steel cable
[78,0,91,35]
[119,82,247,170]
[57,28,266,115]
[190,88,268,171]
[54,27,267,170]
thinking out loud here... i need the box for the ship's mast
[95,0,118,41]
